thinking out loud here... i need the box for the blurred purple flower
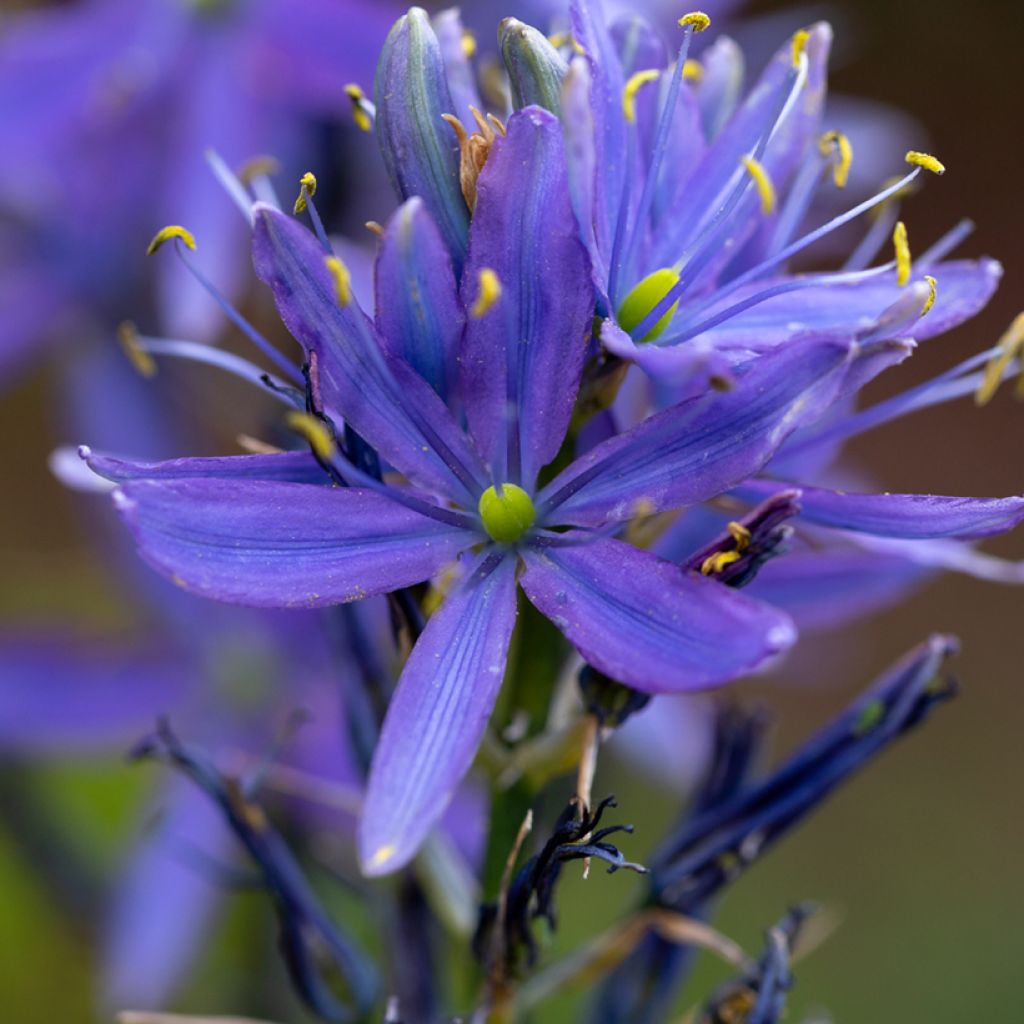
[0,0,398,382]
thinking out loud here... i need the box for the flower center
[478,483,536,543]
[617,268,681,342]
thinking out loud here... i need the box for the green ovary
[617,267,681,342]
[478,483,536,543]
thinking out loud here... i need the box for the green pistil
[617,267,681,342]
[478,483,536,543]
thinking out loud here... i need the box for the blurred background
[1,0,1022,1020]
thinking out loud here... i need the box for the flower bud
[374,7,469,267]
[499,18,569,115]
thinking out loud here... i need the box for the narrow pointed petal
[252,205,486,499]
[115,479,475,608]
[359,554,518,876]
[102,778,231,1011]
[740,480,1024,540]
[539,336,852,527]
[747,549,933,630]
[570,0,629,258]
[432,8,482,128]
[697,35,745,139]
[82,448,329,486]
[460,107,592,485]
[679,259,1002,353]
[521,537,795,692]
[562,57,611,303]
[374,7,469,265]
[375,197,463,398]
[0,640,190,755]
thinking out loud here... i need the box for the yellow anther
[701,521,751,575]
[368,844,397,871]
[727,521,752,550]
[819,130,853,188]
[146,225,196,256]
[443,108,505,210]
[921,275,938,316]
[682,58,704,82]
[471,268,502,318]
[324,255,352,307]
[117,320,157,378]
[237,155,281,184]
[293,171,318,214]
[285,411,336,461]
[678,11,711,32]
[976,312,1024,406]
[701,550,741,575]
[461,29,477,59]
[791,28,810,66]
[892,220,911,287]
[623,69,661,124]
[344,84,372,133]
[905,150,945,176]
[741,156,777,215]
[548,31,585,54]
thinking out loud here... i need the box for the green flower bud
[499,18,569,115]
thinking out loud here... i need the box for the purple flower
[544,3,1000,390]
[80,88,849,874]
[76,3,1024,884]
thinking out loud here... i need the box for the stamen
[461,29,477,58]
[365,221,385,239]
[237,155,281,185]
[286,411,337,461]
[922,275,938,316]
[784,346,1013,460]
[344,84,375,133]
[471,268,502,318]
[701,521,751,575]
[622,69,661,124]
[442,108,506,210]
[146,225,196,256]
[893,220,911,287]
[917,218,975,268]
[293,171,317,215]
[977,313,1024,405]
[206,149,256,223]
[682,59,704,82]
[168,245,303,383]
[905,150,945,175]
[818,130,853,188]
[741,156,776,215]
[324,255,352,307]
[791,28,810,67]
[678,11,711,31]
[126,335,298,403]
[117,320,157,378]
